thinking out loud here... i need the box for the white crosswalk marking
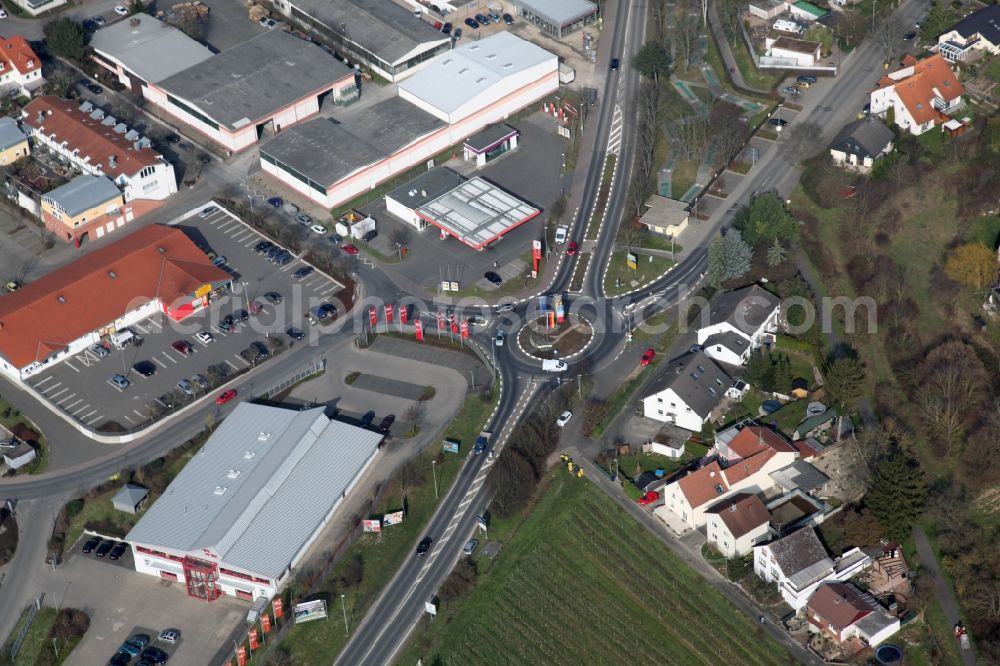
[607,105,624,155]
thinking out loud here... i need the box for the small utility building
[463,124,519,167]
[113,483,149,514]
[512,0,599,37]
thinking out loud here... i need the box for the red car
[640,347,656,366]
[566,241,578,256]
[342,244,359,255]
[215,389,237,405]
[638,491,660,506]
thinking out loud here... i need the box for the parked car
[903,30,917,40]
[566,241,578,256]
[265,291,282,304]
[87,82,103,94]
[769,118,788,127]
[234,309,249,322]
[212,255,227,267]
[254,240,274,253]
[109,542,128,560]
[286,326,305,340]
[91,15,107,26]
[475,13,490,23]
[215,389,237,405]
[638,490,660,506]
[416,536,433,556]
[89,343,110,359]
[320,303,338,317]
[108,653,130,666]
[139,646,169,664]
[96,541,114,557]
[176,379,194,397]
[342,244,359,255]
[464,17,479,28]
[259,16,278,28]
[296,212,312,225]
[554,225,568,244]
[495,302,514,313]
[796,74,817,84]
[640,347,656,366]
[114,4,129,15]
[267,196,284,207]
[199,206,218,218]
[556,410,572,427]
[293,266,314,279]
[171,340,193,356]
[453,27,462,39]
[251,341,270,358]
[442,21,452,33]
[378,414,395,433]
[484,271,503,286]
[108,374,130,390]
[328,234,344,245]
[133,361,156,378]
[463,539,479,555]
[310,224,328,235]
[488,11,501,22]
[360,411,376,428]
[216,321,236,334]
[157,630,181,645]
[82,536,101,553]
[195,330,214,344]
[781,85,800,95]
[191,374,210,391]
[503,13,513,24]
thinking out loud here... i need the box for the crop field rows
[425,476,793,665]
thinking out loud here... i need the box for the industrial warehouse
[126,403,383,602]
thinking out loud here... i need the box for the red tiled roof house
[869,53,964,135]
[0,36,44,97]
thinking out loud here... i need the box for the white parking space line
[133,409,145,418]
[319,285,338,296]
[225,360,239,370]
[72,404,91,416]
[244,237,261,247]
[86,413,103,425]
[123,414,135,424]
[195,338,211,347]
[162,352,178,365]
[233,354,247,365]
[147,319,162,330]
[48,387,69,400]
[233,230,253,241]
[57,394,79,407]
[217,220,238,232]
[64,359,80,373]
[133,323,149,334]
[153,357,167,368]
[34,376,54,388]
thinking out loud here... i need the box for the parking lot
[364,113,570,294]
[55,539,245,666]
[25,206,345,433]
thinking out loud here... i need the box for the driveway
[913,526,977,666]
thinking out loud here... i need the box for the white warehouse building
[126,403,383,603]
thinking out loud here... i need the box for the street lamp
[340,594,349,636]
[431,460,439,499]
[560,152,566,197]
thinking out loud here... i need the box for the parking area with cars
[56,536,246,666]
[24,205,346,433]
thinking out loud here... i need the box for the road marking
[62,398,82,410]
[245,237,260,248]
[86,413,103,425]
[72,404,92,416]
[48,387,69,400]
[153,357,167,368]
[217,220,237,232]
[55,392,76,405]
[64,359,80,373]
[162,352,178,365]
[147,319,162,330]
[34,376,53,388]
[225,359,239,370]
[133,409,145,418]
[123,414,135,424]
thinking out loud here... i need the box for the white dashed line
[123,414,135,424]
[133,409,145,418]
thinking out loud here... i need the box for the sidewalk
[707,2,771,97]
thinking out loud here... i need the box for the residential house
[696,285,781,366]
[1,441,36,470]
[0,116,29,165]
[705,493,772,557]
[22,97,176,203]
[753,526,871,609]
[112,483,149,514]
[807,582,900,649]
[40,174,125,242]
[640,194,689,237]
[828,118,895,173]
[793,408,838,441]
[869,53,964,136]
[641,351,738,431]
[766,36,822,67]
[936,4,1000,62]
[0,36,44,97]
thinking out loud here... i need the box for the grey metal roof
[41,175,121,217]
[514,0,599,26]
[829,118,894,160]
[260,97,444,187]
[91,16,214,83]
[157,30,353,130]
[770,460,830,493]
[289,0,450,64]
[385,167,466,210]
[0,116,26,152]
[464,124,518,152]
[398,32,557,120]
[416,177,540,248]
[702,330,749,356]
[645,351,732,418]
[126,403,382,579]
[112,483,149,508]
[705,285,780,337]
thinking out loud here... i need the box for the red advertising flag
[385,303,394,323]
[273,598,283,618]
[451,321,459,334]
[400,305,408,324]
[368,307,377,327]
[415,318,424,341]
[262,614,271,634]
[461,320,470,338]
[437,311,445,330]
[249,629,259,650]
[237,647,247,666]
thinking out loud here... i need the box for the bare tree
[10,256,37,285]
[916,340,989,455]
[780,120,824,163]
[675,13,700,71]
[44,65,76,98]
[834,10,869,49]
[873,15,904,62]
[404,401,425,435]
[388,225,411,247]
[708,101,748,165]
[649,0,670,40]
[717,0,744,40]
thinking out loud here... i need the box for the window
[159,571,178,581]
[167,94,219,131]
[235,589,253,601]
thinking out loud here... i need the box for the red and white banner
[385,303,394,322]
[460,321,469,338]
[262,614,271,634]
[368,307,377,327]
[249,629,259,650]
[451,321,459,334]
[437,311,445,330]
[237,647,247,666]
[273,598,284,618]
[363,519,381,532]
[414,318,423,341]
[400,305,408,324]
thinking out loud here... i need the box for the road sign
[442,439,460,454]
[626,252,637,270]
[414,318,423,341]
[368,307,377,327]
[461,320,469,338]
[294,600,328,624]
[385,303,394,322]
[273,599,283,618]
[383,510,404,526]
[425,601,437,616]
[362,519,381,532]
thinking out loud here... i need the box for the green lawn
[626,233,683,255]
[399,473,795,665]
[275,386,498,663]
[619,443,709,481]
[984,56,1000,84]
[604,250,674,296]
[671,159,698,197]
[965,215,1000,247]
[762,400,808,437]
[62,493,146,558]
[0,606,83,666]
[772,335,819,386]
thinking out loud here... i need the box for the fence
[259,356,326,400]
[8,597,42,661]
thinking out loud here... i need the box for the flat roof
[770,36,821,54]
[641,194,689,228]
[260,97,444,187]
[397,32,557,119]
[515,0,599,26]
[464,124,518,153]
[792,0,827,17]
[415,177,540,249]
[157,29,354,130]
[127,404,382,579]
[385,167,467,211]
[91,16,214,83]
[0,116,26,152]
[0,224,229,370]
[290,0,450,65]
[41,174,122,216]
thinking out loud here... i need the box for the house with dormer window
[869,53,964,136]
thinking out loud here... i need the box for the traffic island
[0,506,17,566]
[518,314,593,360]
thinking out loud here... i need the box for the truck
[473,431,491,455]
[955,623,971,650]
[542,359,567,373]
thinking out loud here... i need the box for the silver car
[176,379,194,397]
[89,344,110,359]
[108,374,130,390]
[191,374,210,391]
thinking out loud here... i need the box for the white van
[542,359,567,373]
[109,329,134,350]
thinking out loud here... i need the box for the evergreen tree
[864,449,927,540]
[824,356,867,409]
[733,192,798,248]
[744,349,769,387]
[774,354,793,393]
[766,239,787,267]
[706,230,752,287]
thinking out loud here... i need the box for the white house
[828,118,895,173]
[807,582,900,648]
[765,36,822,67]
[754,527,871,610]
[705,493,772,557]
[935,4,1000,62]
[0,36,44,97]
[696,285,780,366]
[641,351,737,431]
[869,53,964,136]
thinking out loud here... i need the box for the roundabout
[517,313,594,361]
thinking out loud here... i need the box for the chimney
[109,155,117,169]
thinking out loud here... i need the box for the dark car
[265,291,282,304]
[234,309,249,322]
[464,17,479,28]
[475,13,490,24]
[319,303,338,317]
[139,646,169,664]
[222,313,235,327]
[87,83,103,94]
[484,271,503,286]
[453,27,462,39]
[109,542,128,560]
[216,321,236,334]
[171,340,193,356]
[133,361,156,378]
[796,74,817,84]
[360,410,376,428]
[82,536,101,554]
[416,537,433,556]
[610,57,620,70]
[903,30,917,40]
[503,12,513,24]
[769,118,788,127]
[362,229,378,242]
[328,234,344,245]
[293,266,314,279]
[267,196,284,207]
[108,653,131,666]
[442,21,452,33]
[253,240,273,253]
[276,252,294,266]
[286,326,305,340]
[378,414,395,434]
[164,133,181,144]
[251,341,270,358]
[266,246,283,260]
[96,541,114,557]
